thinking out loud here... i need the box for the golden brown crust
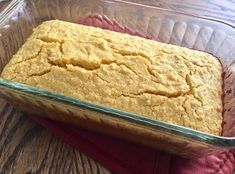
[1,20,222,135]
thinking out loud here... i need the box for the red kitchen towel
[29,14,235,174]
[30,116,235,174]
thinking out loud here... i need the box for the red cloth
[30,116,235,174]
[29,14,235,174]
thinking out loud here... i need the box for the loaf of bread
[1,20,222,135]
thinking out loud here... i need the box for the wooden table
[0,0,235,173]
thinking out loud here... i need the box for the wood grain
[0,0,10,12]
[0,0,235,174]
[0,99,111,174]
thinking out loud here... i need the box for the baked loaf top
[1,20,222,135]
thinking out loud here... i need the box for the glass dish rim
[0,0,235,148]
[1,0,235,29]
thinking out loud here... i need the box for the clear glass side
[0,79,234,158]
[0,0,235,155]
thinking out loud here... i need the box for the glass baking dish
[0,0,235,158]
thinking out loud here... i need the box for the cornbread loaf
[1,20,222,135]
